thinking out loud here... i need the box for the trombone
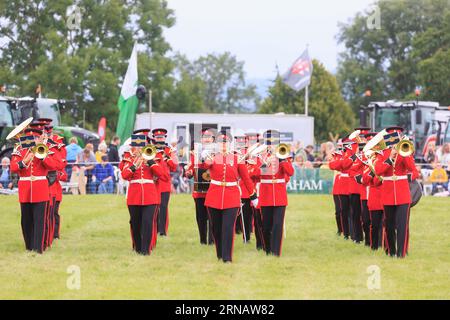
[275,143,291,160]
[141,144,157,161]
[32,143,49,159]
[395,137,415,157]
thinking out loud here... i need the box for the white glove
[251,198,259,208]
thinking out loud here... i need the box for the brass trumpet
[141,144,157,161]
[32,143,49,159]
[275,143,291,160]
[395,138,415,157]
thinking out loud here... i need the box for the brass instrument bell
[141,144,157,161]
[32,143,49,159]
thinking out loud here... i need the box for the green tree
[0,0,175,131]
[259,60,354,142]
[163,72,206,113]
[174,52,259,113]
[337,0,450,111]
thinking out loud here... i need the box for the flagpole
[305,85,309,117]
[305,43,310,117]
[149,89,152,129]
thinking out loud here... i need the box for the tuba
[32,143,49,159]
[141,144,157,161]
[275,143,291,160]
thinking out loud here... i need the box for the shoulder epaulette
[11,149,22,157]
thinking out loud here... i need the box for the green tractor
[0,96,99,159]
[360,100,450,161]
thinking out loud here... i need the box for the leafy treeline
[0,0,258,132]
[337,0,450,113]
[1,0,448,141]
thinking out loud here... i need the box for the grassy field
[0,194,449,300]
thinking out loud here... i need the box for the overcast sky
[165,0,376,80]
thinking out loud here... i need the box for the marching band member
[120,132,167,255]
[234,135,252,243]
[152,128,178,237]
[328,142,345,237]
[184,128,215,245]
[11,128,59,253]
[38,119,67,243]
[348,127,371,246]
[245,133,265,251]
[204,130,257,263]
[333,136,355,240]
[257,130,294,256]
[361,132,384,250]
[355,132,377,248]
[28,121,65,249]
[374,127,417,258]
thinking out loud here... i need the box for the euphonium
[275,143,291,160]
[141,144,157,161]
[395,138,415,157]
[32,143,49,159]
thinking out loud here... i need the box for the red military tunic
[185,151,209,199]
[349,152,369,200]
[155,147,177,193]
[10,147,59,203]
[256,155,294,207]
[374,149,416,206]
[47,138,67,201]
[120,155,167,206]
[204,152,255,210]
[335,148,354,195]
[362,166,383,211]
[237,150,251,199]
[329,152,344,195]
[246,156,262,209]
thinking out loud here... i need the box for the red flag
[98,117,107,142]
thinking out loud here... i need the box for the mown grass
[0,194,448,299]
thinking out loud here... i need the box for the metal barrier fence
[0,162,448,196]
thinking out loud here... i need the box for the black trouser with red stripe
[261,206,286,256]
[333,195,343,235]
[128,205,158,255]
[53,201,61,239]
[45,196,56,249]
[338,195,350,238]
[253,207,265,250]
[194,198,213,245]
[238,199,252,242]
[370,210,383,250]
[383,204,410,258]
[208,207,239,262]
[361,200,371,246]
[350,194,363,242]
[20,202,47,253]
[157,192,170,236]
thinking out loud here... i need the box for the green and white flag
[116,42,139,144]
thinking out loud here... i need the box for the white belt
[340,173,349,177]
[382,175,407,181]
[260,179,286,184]
[130,179,154,184]
[210,180,238,187]
[19,176,47,182]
